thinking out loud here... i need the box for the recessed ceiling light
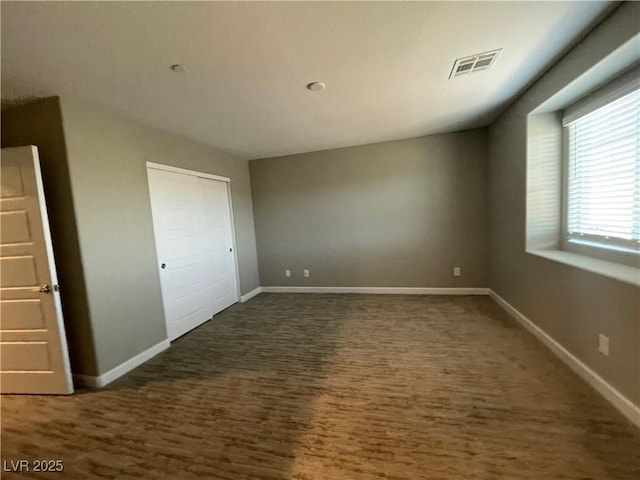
[306,82,325,91]
[170,64,187,73]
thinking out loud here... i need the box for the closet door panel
[148,167,239,342]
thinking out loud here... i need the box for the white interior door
[147,165,239,341]
[0,146,73,394]
[196,177,239,317]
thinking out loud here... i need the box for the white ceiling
[1,1,614,160]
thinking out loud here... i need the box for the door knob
[38,285,52,293]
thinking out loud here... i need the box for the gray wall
[58,98,260,375]
[488,2,640,405]
[2,97,260,377]
[1,98,98,375]
[250,130,488,288]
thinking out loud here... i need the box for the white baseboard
[240,286,262,303]
[73,339,170,389]
[489,289,640,428]
[260,286,489,295]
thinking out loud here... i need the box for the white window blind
[565,87,640,252]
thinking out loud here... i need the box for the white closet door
[147,167,239,341]
[196,177,238,317]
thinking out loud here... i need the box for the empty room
[0,1,639,479]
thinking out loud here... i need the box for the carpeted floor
[1,294,638,479]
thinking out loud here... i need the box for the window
[526,63,639,285]
[562,82,640,261]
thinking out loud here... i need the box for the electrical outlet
[453,267,461,277]
[303,269,310,277]
[285,269,291,278]
[598,334,609,356]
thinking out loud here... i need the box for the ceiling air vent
[449,49,502,79]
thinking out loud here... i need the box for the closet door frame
[146,162,241,323]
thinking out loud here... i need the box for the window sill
[528,249,640,287]
[567,237,639,256]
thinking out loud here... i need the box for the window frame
[560,76,640,269]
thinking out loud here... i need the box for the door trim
[147,162,231,184]
[146,162,242,318]
[31,146,73,392]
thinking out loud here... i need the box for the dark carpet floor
[1,294,638,479]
